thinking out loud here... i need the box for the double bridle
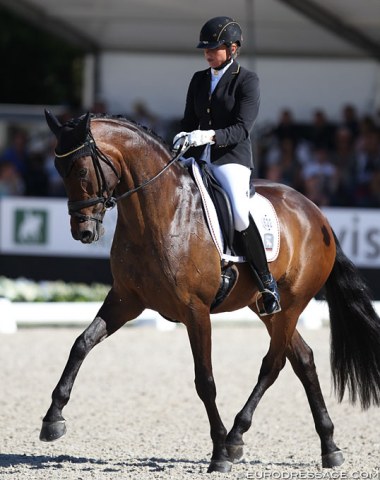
[56,132,189,224]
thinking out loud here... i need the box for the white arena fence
[2,298,380,334]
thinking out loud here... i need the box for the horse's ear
[44,109,62,136]
[77,112,91,140]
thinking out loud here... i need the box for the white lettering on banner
[322,208,380,268]
[245,469,379,479]
[0,198,379,266]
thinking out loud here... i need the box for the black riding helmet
[197,16,242,49]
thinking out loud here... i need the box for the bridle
[57,132,190,224]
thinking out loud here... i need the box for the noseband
[56,132,189,224]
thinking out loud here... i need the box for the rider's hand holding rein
[173,129,215,150]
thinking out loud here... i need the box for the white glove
[188,130,215,146]
[172,131,189,151]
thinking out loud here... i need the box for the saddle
[194,162,244,311]
[185,157,280,312]
[200,162,255,255]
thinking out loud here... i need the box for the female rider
[173,16,280,315]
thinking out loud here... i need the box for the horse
[40,110,380,473]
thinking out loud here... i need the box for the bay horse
[40,111,380,473]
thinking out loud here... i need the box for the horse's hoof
[207,459,233,473]
[39,420,67,442]
[226,443,244,463]
[322,450,344,468]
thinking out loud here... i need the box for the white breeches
[208,162,251,232]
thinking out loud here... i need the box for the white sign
[323,207,380,268]
[0,197,116,258]
[1,198,380,267]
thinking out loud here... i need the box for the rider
[173,16,281,315]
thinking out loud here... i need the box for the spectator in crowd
[0,127,29,177]
[353,126,380,207]
[43,138,66,197]
[0,161,25,196]
[130,99,170,142]
[2,102,380,208]
[308,109,335,150]
[263,137,303,190]
[341,104,360,140]
[271,108,300,145]
[367,169,380,208]
[131,99,157,128]
[24,148,49,197]
[330,126,357,205]
[301,145,337,206]
[356,115,377,150]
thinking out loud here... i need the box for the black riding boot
[238,216,281,316]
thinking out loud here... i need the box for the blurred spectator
[303,174,330,207]
[130,99,171,142]
[0,127,29,177]
[271,108,300,145]
[24,150,49,197]
[264,138,303,190]
[131,100,158,130]
[308,109,335,150]
[341,104,360,140]
[44,138,66,197]
[367,170,380,208]
[0,161,25,196]
[353,126,380,207]
[356,115,377,151]
[330,127,357,205]
[302,146,337,206]
[2,102,380,208]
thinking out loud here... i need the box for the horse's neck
[115,141,194,240]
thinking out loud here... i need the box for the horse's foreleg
[226,318,288,462]
[286,329,344,468]
[40,290,143,442]
[186,313,232,473]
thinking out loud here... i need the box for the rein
[65,133,190,222]
[112,143,188,203]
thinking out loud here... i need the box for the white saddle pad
[191,159,280,263]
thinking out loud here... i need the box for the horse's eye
[78,168,88,178]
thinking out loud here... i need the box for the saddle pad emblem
[264,233,274,251]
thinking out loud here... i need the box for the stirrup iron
[255,288,282,317]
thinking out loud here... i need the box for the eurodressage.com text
[244,469,380,479]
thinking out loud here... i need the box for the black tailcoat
[180,60,260,168]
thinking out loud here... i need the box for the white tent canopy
[1,0,380,60]
[2,0,380,123]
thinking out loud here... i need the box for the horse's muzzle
[71,218,104,244]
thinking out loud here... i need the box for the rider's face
[204,44,236,69]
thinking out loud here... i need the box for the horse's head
[45,110,120,244]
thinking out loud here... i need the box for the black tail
[325,233,380,409]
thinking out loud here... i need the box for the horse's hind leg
[286,329,344,468]
[40,289,143,442]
